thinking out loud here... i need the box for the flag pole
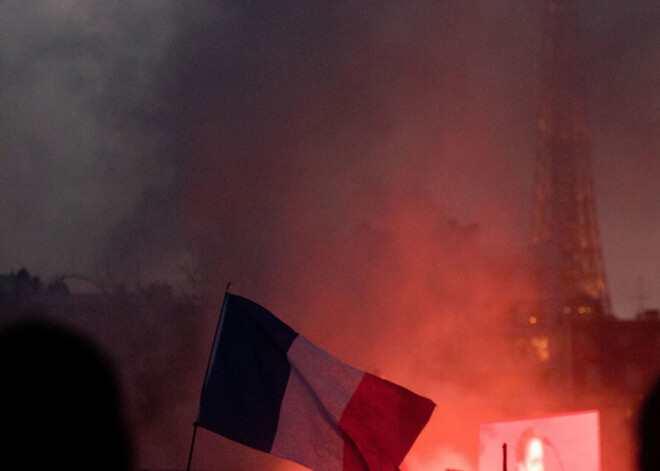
[186,282,232,471]
[502,443,507,471]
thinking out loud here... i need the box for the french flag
[196,293,435,471]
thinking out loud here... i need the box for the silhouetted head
[515,428,545,471]
[0,321,132,470]
[639,376,660,471]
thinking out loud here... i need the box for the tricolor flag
[196,293,435,471]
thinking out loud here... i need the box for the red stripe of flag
[339,373,435,471]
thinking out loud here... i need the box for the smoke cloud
[0,0,186,279]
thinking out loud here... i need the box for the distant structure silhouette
[531,0,611,321]
[0,321,132,470]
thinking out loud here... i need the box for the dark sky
[0,0,659,320]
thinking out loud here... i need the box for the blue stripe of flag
[197,294,298,452]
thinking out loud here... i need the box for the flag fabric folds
[196,293,435,471]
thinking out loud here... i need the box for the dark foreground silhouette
[639,376,660,471]
[0,321,132,470]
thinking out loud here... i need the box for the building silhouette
[514,1,660,469]
[531,0,611,322]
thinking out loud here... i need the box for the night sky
[0,2,659,314]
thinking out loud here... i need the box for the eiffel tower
[531,0,612,321]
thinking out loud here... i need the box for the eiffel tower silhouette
[531,0,612,321]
